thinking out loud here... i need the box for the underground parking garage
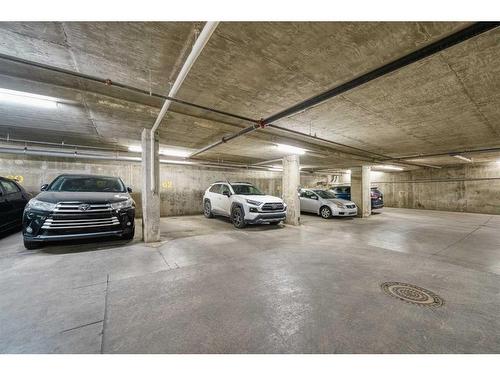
[0,20,500,355]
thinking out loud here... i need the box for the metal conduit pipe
[0,145,299,173]
[0,49,256,125]
[0,136,123,152]
[149,21,219,191]
[189,123,261,158]
[380,146,500,162]
[263,22,500,124]
[188,22,498,162]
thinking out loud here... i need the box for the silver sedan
[299,189,358,218]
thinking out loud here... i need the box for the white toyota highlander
[203,181,287,228]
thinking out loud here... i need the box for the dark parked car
[22,174,135,249]
[0,176,31,235]
[330,186,384,210]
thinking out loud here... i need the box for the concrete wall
[371,163,500,215]
[0,155,320,217]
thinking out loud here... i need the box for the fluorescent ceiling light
[275,143,306,155]
[374,165,404,171]
[0,88,58,109]
[452,154,472,162]
[128,145,190,158]
[128,145,142,153]
[160,159,195,165]
[159,148,191,158]
[268,167,283,172]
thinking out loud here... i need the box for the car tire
[231,206,246,228]
[23,237,40,250]
[204,200,214,218]
[268,221,280,226]
[320,206,332,219]
[123,227,135,241]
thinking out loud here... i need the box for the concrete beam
[282,154,300,225]
[351,166,371,218]
[141,128,160,242]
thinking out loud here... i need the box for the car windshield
[48,176,126,192]
[231,184,264,195]
[313,190,337,199]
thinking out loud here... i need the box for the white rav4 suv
[203,181,287,228]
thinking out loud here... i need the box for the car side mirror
[223,191,231,197]
[41,184,49,191]
[312,195,318,200]
[127,187,133,193]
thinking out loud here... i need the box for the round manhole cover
[381,282,444,307]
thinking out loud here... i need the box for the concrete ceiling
[0,21,499,170]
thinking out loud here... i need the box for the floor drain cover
[381,282,444,307]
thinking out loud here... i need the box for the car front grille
[42,216,120,230]
[42,201,120,231]
[346,204,356,209]
[53,202,112,213]
[261,202,285,211]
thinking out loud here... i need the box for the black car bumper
[23,208,135,243]
[25,229,130,243]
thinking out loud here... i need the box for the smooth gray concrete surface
[1,208,500,353]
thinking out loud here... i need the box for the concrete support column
[351,166,371,218]
[282,154,300,225]
[141,129,160,242]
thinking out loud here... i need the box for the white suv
[203,181,287,228]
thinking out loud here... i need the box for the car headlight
[26,198,56,212]
[111,198,134,210]
[335,202,346,209]
[246,199,262,206]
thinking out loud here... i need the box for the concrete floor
[1,208,499,353]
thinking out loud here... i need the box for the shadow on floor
[300,211,356,221]
[40,237,137,255]
[211,215,286,231]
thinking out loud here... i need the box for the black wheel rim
[233,210,242,225]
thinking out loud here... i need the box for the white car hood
[326,198,356,206]
[237,195,283,203]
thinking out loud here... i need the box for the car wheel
[320,206,332,219]
[23,237,40,250]
[231,206,246,228]
[204,200,214,218]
